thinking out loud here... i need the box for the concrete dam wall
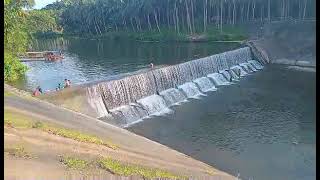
[41,46,267,127]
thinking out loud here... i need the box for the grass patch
[4,146,33,159]
[38,122,117,150]
[60,156,89,170]
[205,169,217,176]
[99,158,187,180]
[4,111,34,129]
[4,109,117,150]
[4,91,14,97]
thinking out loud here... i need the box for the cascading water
[207,73,230,86]
[246,63,258,72]
[230,65,248,77]
[137,95,172,116]
[178,82,204,99]
[239,63,255,73]
[110,104,148,126]
[193,77,217,92]
[220,70,238,82]
[248,60,264,70]
[160,88,187,107]
[86,46,265,127]
[95,71,157,110]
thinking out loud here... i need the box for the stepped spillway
[86,47,265,127]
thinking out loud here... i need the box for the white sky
[34,0,57,9]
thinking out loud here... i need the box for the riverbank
[40,25,248,43]
[4,85,234,180]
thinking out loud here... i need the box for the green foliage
[25,10,61,36]
[4,109,34,128]
[4,0,29,82]
[47,0,315,39]
[40,125,118,150]
[99,158,187,179]
[61,156,89,170]
[4,146,32,159]
[4,109,118,150]
[4,53,28,82]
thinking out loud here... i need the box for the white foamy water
[220,70,239,82]
[160,88,187,107]
[193,77,217,92]
[248,60,264,70]
[137,95,173,116]
[231,65,248,77]
[239,63,253,73]
[207,73,231,86]
[178,82,204,99]
[110,104,148,125]
[240,62,257,72]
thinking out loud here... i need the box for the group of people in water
[45,50,64,61]
[56,79,71,91]
[32,79,72,96]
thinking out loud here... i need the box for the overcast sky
[34,0,57,9]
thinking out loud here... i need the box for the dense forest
[43,0,316,37]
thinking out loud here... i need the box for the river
[16,37,240,91]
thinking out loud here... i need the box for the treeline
[4,0,31,81]
[4,0,64,81]
[45,0,316,35]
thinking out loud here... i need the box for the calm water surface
[16,38,240,91]
[128,65,316,180]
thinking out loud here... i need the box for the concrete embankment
[4,85,235,179]
[249,20,316,71]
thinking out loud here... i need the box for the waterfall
[90,71,157,110]
[230,65,248,77]
[152,66,179,92]
[246,63,258,72]
[239,63,255,73]
[178,82,204,99]
[207,73,230,86]
[193,77,217,92]
[110,104,148,125]
[160,88,187,107]
[215,53,229,71]
[248,60,264,70]
[137,95,172,116]
[85,46,266,127]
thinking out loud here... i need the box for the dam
[86,46,266,127]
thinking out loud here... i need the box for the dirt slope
[4,88,234,180]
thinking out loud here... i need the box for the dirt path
[4,90,235,180]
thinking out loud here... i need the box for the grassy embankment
[4,107,187,179]
[61,156,187,179]
[4,108,117,149]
